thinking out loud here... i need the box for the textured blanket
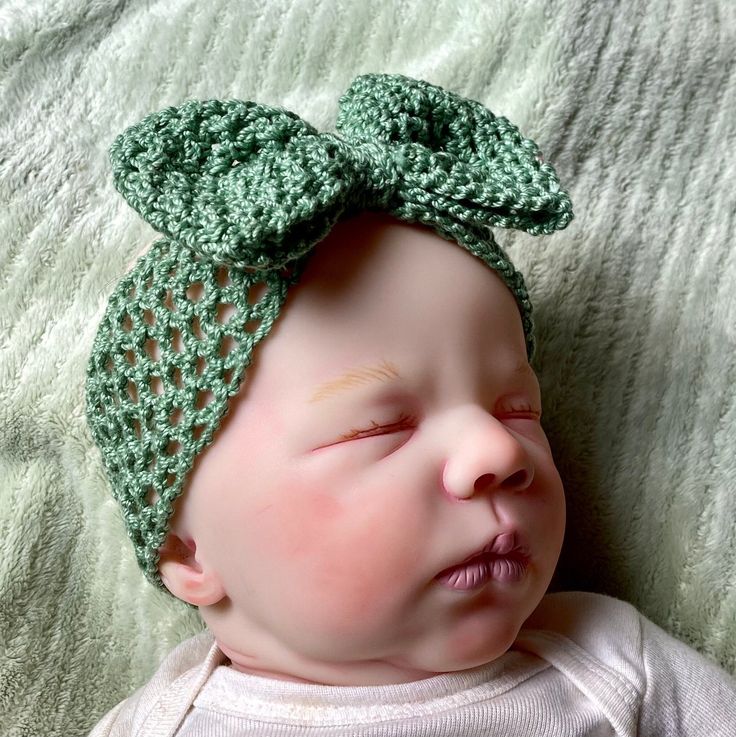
[1,1,734,735]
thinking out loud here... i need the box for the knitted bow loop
[335,73,573,235]
[109,98,362,270]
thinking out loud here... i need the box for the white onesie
[88,591,736,736]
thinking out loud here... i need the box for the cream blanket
[1,1,734,734]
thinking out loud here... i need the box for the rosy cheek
[250,479,420,629]
[325,512,420,626]
[249,482,343,559]
[310,494,423,628]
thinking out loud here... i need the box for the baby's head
[86,73,572,686]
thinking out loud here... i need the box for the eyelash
[500,402,541,420]
[338,402,540,442]
[338,412,417,441]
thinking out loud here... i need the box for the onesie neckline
[192,646,549,725]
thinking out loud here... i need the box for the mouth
[435,531,530,591]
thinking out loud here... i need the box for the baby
[86,73,736,735]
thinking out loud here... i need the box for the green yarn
[86,72,573,593]
[86,238,303,590]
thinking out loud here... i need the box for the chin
[418,622,522,675]
[443,643,516,673]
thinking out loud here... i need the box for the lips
[484,531,519,556]
[435,531,530,591]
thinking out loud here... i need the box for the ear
[158,533,226,607]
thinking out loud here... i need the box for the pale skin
[158,210,566,686]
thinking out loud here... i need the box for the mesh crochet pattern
[85,72,573,592]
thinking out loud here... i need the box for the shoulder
[88,631,220,736]
[513,591,648,733]
[517,592,736,734]
[517,591,647,696]
[521,590,736,691]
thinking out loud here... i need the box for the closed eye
[500,408,541,420]
[496,401,541,421]
[338,412,416,441]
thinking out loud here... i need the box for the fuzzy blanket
[1,1,735,734]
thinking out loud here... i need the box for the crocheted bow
[109,73,573,270]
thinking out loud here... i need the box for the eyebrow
[309,360,401,403]
[308,358,536,404]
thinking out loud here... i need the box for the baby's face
[161,212,566,685]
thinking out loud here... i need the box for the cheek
[251,484,345,559]
[539,470,566,544]
[323,501,423,625]
[518,468,566,588]
[253,476,425,630]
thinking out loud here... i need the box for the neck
[216,637,441,686]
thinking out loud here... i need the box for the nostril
[502,469,529,490]
[474,470,530,493]
[474,473,496,493]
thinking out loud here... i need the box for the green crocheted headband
[85,73,573,593]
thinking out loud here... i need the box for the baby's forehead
[266,292,529,409]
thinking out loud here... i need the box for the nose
[441,406,534,500]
